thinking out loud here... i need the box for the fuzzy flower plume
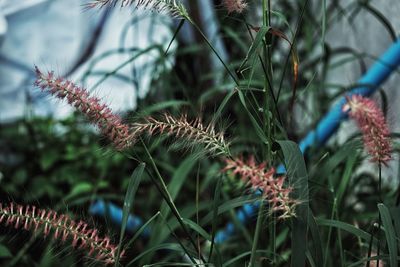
[223,156,297,219]
[0,202,123,265]
[223,0,247,13]
[34,67,133,150]
[343,95,392,164]
[86,0,189,19]
[131,113,230,156]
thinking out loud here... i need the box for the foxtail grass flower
[131,113,230,156]
[343,95,392,165]
[223,0,247,13]
[0,202,123,265]
[34,66,133,151]
[223,156,297,219]
[86,0,189,19]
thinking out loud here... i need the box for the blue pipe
[215,39,400,243]
[89,200,150,237]
[89,39,400,244]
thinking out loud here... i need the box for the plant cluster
[0,0,399,266]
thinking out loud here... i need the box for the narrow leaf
[116,163,146,265]
[276,140,309,267]
[378,203,398,267]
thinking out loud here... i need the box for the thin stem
[366,225,374,267]
[378,163,382,202]
[190,22,239,85]
[140,139,206,264]
[323,197,337,267]
[376,163,382,267]
[249,202,264,267]
[270,210,277,264]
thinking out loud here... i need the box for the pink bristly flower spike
[131,113,230,156]
[223,0,247,13]
[34,66,134,150]
[343,95,392,165]
[0,202,124,265]
[223,156,297,219]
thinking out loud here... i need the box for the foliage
[1,0,400,266]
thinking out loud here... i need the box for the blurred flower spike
[343,95,392,165]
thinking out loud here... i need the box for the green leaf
[142,142,200,264]
[0,244,12,258]
[137,100,189,117]
[316,219,377,243]
[126,243,185,267]
[182,218,212,241]
[211,89,236,124]
[40,150,58,171]
[222,250,281,267]
[208,175,222,263]
[276,140,309,267]
[308,211,324,265]
[154,155,198,244]
[316,139,360,182]
[201,195,260,225]
[378,203,398,267]
[239,26,270,71]
[65,182,93,200]
[116,162,145,265]
[390,207,400,240]
[237,90,268,144]
[336,152,357,207]
[125,211,161,250]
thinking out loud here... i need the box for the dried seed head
[34,66,134,150]
[131,113,230,156]
[343,95,392,165]
[0,203,123,265]
[223,156,297,219]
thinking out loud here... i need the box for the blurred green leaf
[276,140,309,267]
[378,203,398,267]
[64,182,93,200]
[0,244,12,258]
[117,162,146,265]
[40,150,59,171]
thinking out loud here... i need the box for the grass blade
[116,162,145,265]
[378,203,398,267]
[276,140,309,267]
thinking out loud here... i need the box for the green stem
[249,202,265,267]
[376,163,382,267]
[262,0,273,161]
[323,197,337,267]
[141,139,204,264]
[190,22,239,85]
